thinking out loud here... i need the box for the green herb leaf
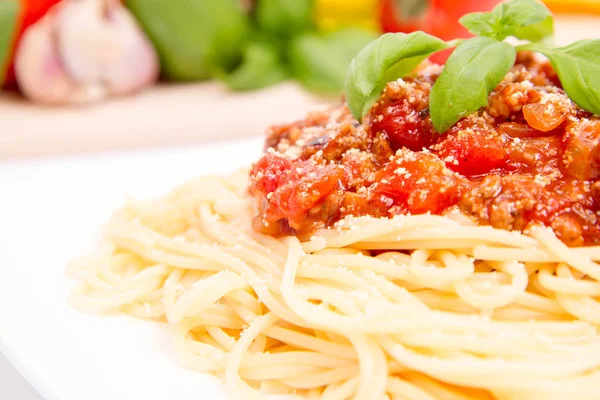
[344,31,448,120]
[289,28,378,94]
[458,13,498,39]
[522,40,600,115]
[224,41,288,91]
[430,37,516,133]
[513,15,553,43]
[0,0,19,87]
[460,0,552,41]
[127,0,249,81]
[256,0,313,39]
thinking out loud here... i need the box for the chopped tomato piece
[436,128,508,177]
[523,102,566,132]
[250,154,292,195]
[374,152,464,214]
[507,137,560,173]
[561,120,600,180]
[370,100,433,151]
[266,164,345,227]
[498,122,538,138]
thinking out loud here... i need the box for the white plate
[0,137,264,400]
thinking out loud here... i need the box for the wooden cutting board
[0,82,326,159]
[0,15,597,160]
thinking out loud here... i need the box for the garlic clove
[54,0,107,84]
[96,1,159,95]
[15,0,159,105]
[14,8,104,105]
[56,0,158,94]
[104,33,158,95]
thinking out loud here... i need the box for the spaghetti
[68,170,600,400]
[68,50,600,399]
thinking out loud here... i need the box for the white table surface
[1,353,44,400]
[2,13,600,400]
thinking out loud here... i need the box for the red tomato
[370,98,435,152]
[378,0,502,63]
[435,126,509,177]
[250,154,293,195]
[3,0,62,88]
[250,153,346,228]
[267,164,344,225]
[374,152,463,214]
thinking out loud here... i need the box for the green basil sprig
[430,37,516,133]
[345,0,600,133]
[345,32,448,120]
[459,0,552,41]
[519,40,600,115]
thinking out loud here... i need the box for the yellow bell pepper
[314,0,380,32]
[543,0,600,14]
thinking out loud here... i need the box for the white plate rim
[0,137,265,400]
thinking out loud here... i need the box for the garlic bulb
[15,0,159,105]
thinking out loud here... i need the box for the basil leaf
[513,15,553,42]
[128,0,249,80]
[256,0,313,39]
[524,40,600,115]
[289,28,378,94]
[0,0,19,86]
[459,12,498,39]
[460,0,552,41]
[493,0,552,39]
[344,31,448,120]
[430,37,516,133]
[224,41,288,91]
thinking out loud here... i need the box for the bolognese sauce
[249,53,600,246]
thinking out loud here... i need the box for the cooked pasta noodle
[68,171,600,399]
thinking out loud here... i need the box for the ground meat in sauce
[249,52,600,246]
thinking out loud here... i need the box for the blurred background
[0,0,599,159]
